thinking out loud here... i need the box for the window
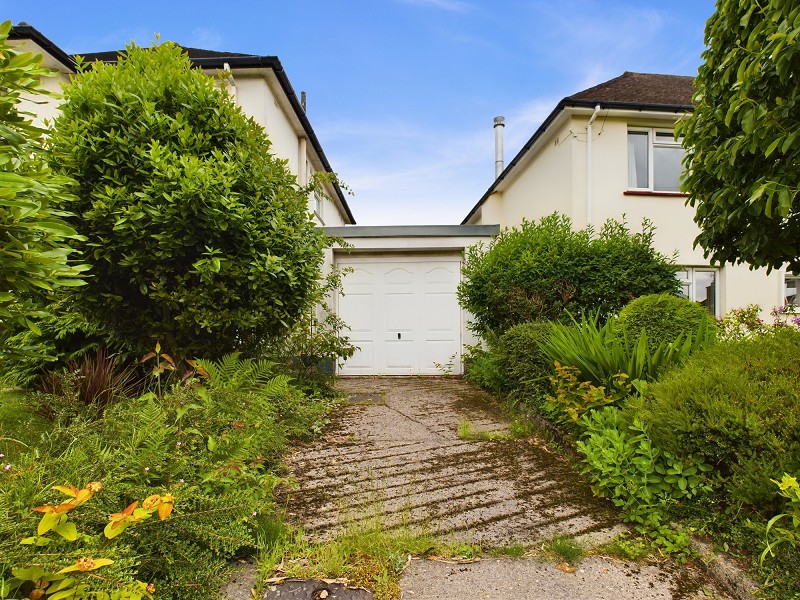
[676,268,718,316]
[786,273,800,305]
[628,129,685,192]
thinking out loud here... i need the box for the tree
[679,0,800,272]
[48,42,328,358]
[457,214,679,337]
[0,21,87,355]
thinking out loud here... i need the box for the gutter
[461,98,693,225]
[586,104,601,228]
[9,24,77,71]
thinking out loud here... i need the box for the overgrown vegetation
[0,30,357,600]
[457,214,679,336]
[46,41,329,360]
[0,21,88,369]
[459,232,800,595]
[0,356,337,599]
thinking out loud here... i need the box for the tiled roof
[77,46,256,62]
[567,71,694,108]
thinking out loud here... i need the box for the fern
[196,353,277,392]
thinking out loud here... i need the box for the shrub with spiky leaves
[47,41,328,359]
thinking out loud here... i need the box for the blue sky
[5,1,716,225]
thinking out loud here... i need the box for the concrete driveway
[279,377,729,599]
[284,377,622,545]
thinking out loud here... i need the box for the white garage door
[337,255,462,375]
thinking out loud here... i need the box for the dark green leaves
[0,20,88,355]
[457,213,680,336]
[47,41,327,358]
[679,0,800,271]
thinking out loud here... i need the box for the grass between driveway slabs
[256,513,662,600]
[256,400,660,600]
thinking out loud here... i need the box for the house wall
[497,119,575,227]
[226,75,346,227]
[471,109,785,317]
[8,38,70,127]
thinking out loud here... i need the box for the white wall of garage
[324,225,499,376]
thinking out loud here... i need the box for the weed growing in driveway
[595,534,651,561]
[259,516,437,600]
[457,418,510,441]
[542,534,585,564]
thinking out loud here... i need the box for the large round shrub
[617,293,717,352]
[458,214,680,336]
[48,42,327,358]
[644,328,800,512]
[496,321,554,405]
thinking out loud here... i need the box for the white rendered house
[9,23,355,228]
[463,71,791,318]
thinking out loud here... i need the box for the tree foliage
[0,21,87,355]
[457,213,679,336]
[48,42,328,358]
[679,0,800,271]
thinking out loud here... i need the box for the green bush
[0,21,88,367]
[47,42,328,359]
[0,357,333,599]
[577,406,711,555]
[464,346,507,393]
[495,321,553,406]
[458,214,679,336]
[617,294,717,353]
[644,329,800,512]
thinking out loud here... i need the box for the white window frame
[785,272,800,306]
[627,128,685,193]
[676,267,719,317]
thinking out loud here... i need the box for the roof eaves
[460,97,693,225]
[9,23,77,71]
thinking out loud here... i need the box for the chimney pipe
[493,116,505,179]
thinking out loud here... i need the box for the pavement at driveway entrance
[248,377,729,599]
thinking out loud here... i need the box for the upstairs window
[628,129,685,192]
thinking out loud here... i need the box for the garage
[323,225,499,376]
[337,255,462,375]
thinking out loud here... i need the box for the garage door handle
[397,333,401,339]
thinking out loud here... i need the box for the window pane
[674,270,689,280]
[628,132,649,188]
[653,145,684,192]
[679,282,691,299]
[694,271,716,315]
[786,275,800,304]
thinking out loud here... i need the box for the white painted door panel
[337,257,461,375]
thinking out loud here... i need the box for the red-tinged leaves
[56,557,113,574]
